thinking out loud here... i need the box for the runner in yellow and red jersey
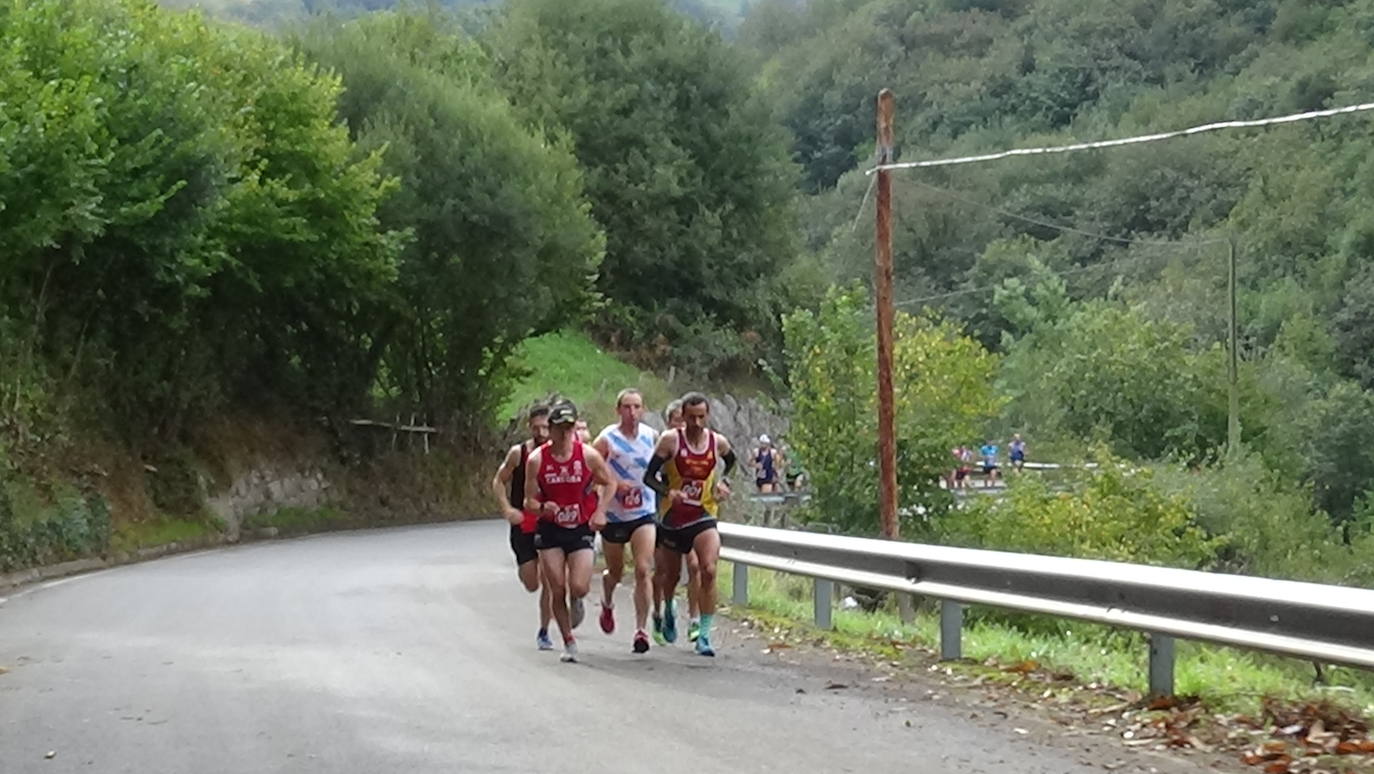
[643,392,736,657]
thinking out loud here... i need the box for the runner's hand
[540,500,560,518]
[503,508,523,527]
[590,510,607,531]
[669,489,686,505]
[616,481,634,497]
[715,481,732,500]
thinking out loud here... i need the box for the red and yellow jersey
[663,429,719,528]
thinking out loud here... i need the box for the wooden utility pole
[875,89,899,540]
[1227,236,1241,456]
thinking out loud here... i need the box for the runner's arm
[718,434,737,476]
[643,433,675,499]
[584,446,615,528]
[522,449,556,516]
[491,445,523,526]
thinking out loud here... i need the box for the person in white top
[591,388,659,653]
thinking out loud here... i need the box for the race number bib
[680,479,705,505]
[554,504,581,526]
[620,487,644,509]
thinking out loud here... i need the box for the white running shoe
[561,641,579,663]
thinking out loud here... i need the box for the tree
[783,286,1000,535]
[483,0,798,372]
[297,10,605,427]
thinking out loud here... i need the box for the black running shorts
[534,521,594,554]
[656,519,717,554]
[600,516,654,545]
[509,524,538,565]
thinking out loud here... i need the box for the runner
[574,418,592,444]
[644,392,737,657]
[491,404,554,650]
[524,400,615,663]
[591,389,658,654]
[980,438,1001,487]
[651,400,683,645]
[752,434,781,493]
[1009,433,1027,473]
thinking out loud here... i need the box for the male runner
[525,400,614,662]
[592,389,658,653]
[751,434,781,493]
[1009,433,1027,473]
[644,392,736,657]
[491,404,554,650]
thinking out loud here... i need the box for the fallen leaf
[0,666,8,675]
[1014,728,1029,735]
[1148,696,1179,711]
[795,688,806,694]
[1334,741,1361,755]
[825,682,848,690]
[1360,739,1374,753]
[45,751,56,760]
[767,642,792,650]
[1263,758,1291,774]
[1004,660,1039,674]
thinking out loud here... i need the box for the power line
[892,177,1228,248]
[866,101,1374,174]
[889,241,1209,310]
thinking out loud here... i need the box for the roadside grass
[499,330,674,429]
[242,506,351,536]
[111,516,219,553]
[718,562,1374,718]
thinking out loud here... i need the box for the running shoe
[570,596,585,629]
[652,614,667,646]
[663,600,678,644]
[537,629,554,651]
[633,629,651,654]
[561,640,579,663]
[687,619,701,643]
[599,602,615,634]
[695,634,715,658]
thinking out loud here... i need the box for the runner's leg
[540,548,572,644]
[629,523,656,633]
[655,546,683,642]
[691,526,722,656]
[600,538,625,633]
[517,558,539,592]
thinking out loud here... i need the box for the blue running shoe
[537,629,554,651]
[663,599,678,643]
[695,634,715,657]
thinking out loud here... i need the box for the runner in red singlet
[491,404,554,650]
[524,400,615,663]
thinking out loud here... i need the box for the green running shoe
[651,614,667,646]
[663,599,678,643]
[687,619,701,643]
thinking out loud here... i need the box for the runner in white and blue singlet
[591,388,659,654]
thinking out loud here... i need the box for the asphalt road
[0,521,1220,773]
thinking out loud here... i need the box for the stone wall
[205,467,332,541]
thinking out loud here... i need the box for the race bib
[554,504,581,526]
[620,487,644,509]
[680,479,705,505]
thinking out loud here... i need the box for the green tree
[297,10,604,427]
[783,286,1000,535]
[484,0,798,372]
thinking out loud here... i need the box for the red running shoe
[599,602,615,634]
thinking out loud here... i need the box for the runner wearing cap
[592,388,658,653]
[525,400,615,663]
[491,404,555,650]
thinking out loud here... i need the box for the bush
[940,453,1220,568]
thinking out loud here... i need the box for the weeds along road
[0,521,1220,774]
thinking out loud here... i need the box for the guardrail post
[939,600,963,660]
[732,562,748,606]
[814,578,833,630]
[1148,632,1175,697]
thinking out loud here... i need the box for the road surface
[0,521,1219,773]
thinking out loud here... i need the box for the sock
[564,634,576,645]
[699,613,714,639]
[538,627,548,637]
[665,597,676,619]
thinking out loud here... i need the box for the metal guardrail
[718,522,1374,697]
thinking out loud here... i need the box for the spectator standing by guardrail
[979,439,1000,487]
